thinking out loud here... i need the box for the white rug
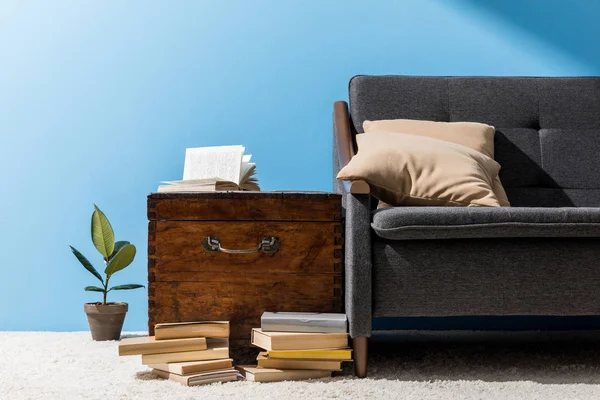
[3,331,600,400]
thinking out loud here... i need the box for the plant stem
[103,275,110,305]
[102,257,110,305]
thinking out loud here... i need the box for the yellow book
[267,349,352,360]
[251,328,348,351]
[256,352,342,371]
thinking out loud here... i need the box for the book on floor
[154,321,230,340]
[118,336,207,356]
[266,349,352,360]
[256,352,342,371]
[141,338,229,365]
[158,145,259,192]
[237,365,331,382]
[251,328,348,351]
[149,358,234,375]
[153,368,240,386]
[261,312,348,333]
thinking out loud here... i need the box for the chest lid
[148,191,342,222]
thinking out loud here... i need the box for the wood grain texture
[334,101,371,195]
[149,221,341,275]
[333,100,355,168]
[148,278,341,340]
[348,180,371,194]
[147,193,343,342]
[148,192,342,222]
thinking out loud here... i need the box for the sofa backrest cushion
[348,76,600,207]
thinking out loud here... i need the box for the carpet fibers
[2,331,600,399]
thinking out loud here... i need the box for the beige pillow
[337,132,501,207]
[363,119,510,206]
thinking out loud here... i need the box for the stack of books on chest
[237,312,352,382]
[118,321,240,386]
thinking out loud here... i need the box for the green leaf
[109,241,130,261]
[108,284,145,291]
[70,246,104,283]
[105,244,136,277]
[91,205,115,258]
[84,286,106,292]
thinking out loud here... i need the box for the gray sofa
[334,76,600,377]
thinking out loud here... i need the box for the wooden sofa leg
[353,336,368,378]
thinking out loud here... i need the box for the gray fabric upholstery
[540,129,600,188]
[349,75,600,207]
[494,128,543,187]
[372,238,600,317]
[343,193,373,338]
[371,207,600,240]
[448,77,539,128]
[348,76,449,126]
[538,78,600,128]
[505,188,600,207]
[349,76,600,131]
[333,101,376,338]
[338,76,600,338]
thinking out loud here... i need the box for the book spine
[260,319,347,333]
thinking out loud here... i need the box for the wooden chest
[147,192,343,344]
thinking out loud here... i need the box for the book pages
[183,145,244,184]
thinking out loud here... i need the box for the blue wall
[1,0,598,331]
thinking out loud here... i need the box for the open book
[158,145,259,192]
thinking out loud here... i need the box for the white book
[261,312,348,333]
[158,145,259,192]
[183,145,256,185]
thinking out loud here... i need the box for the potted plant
[70,205,145,341]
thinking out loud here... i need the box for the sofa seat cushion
[372,206,600,240]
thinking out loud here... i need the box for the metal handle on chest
[201,236,280,254]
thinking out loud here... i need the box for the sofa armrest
[333,101,373,337]
[344,192,373,338]
[333,101,370,194]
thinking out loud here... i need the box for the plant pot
[84,302,128,341]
